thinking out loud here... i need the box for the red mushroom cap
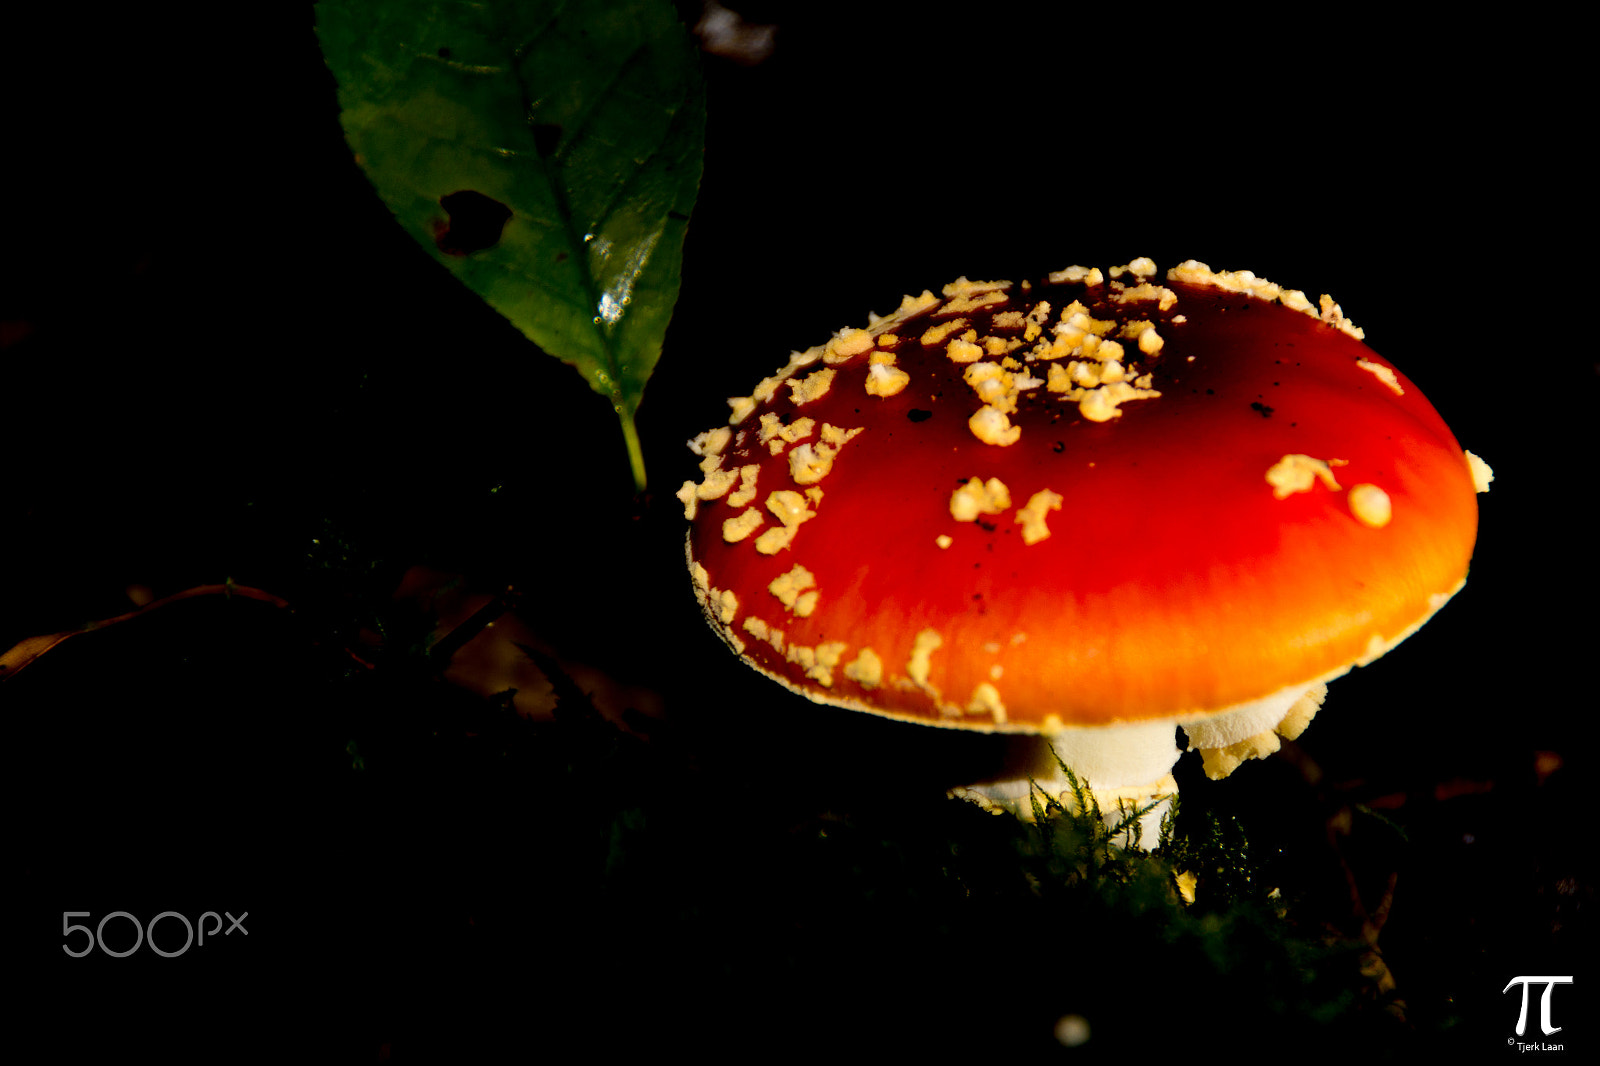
[682,261,1481,733]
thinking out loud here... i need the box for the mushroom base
[949,681,1331,846]
[950,719,1185,846]
[951,775,1177,848]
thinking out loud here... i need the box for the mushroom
[680,259,1488,843]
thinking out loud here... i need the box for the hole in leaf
[435,190,513,256]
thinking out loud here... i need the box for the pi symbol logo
[1502,976,1573,1036]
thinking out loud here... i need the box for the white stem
[949,684,1325,847]
[952,721,1183,846]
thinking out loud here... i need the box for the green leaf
[316,0,706,491]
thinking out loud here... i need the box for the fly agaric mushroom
[680,259,1488,841]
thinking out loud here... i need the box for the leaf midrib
[508,35,663,402]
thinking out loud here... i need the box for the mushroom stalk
[951,720,1181,846]
[952,680,1330,847]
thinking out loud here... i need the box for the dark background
[6,2,1590,1060]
